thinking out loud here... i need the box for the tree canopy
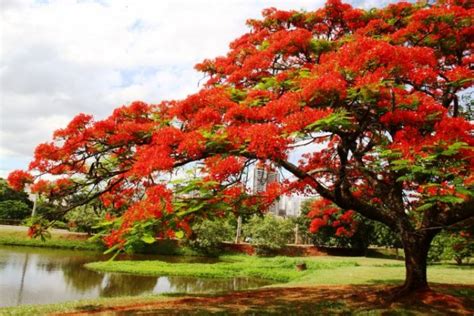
[0,178,32,221]
[8,0,473,293]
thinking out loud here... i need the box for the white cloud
[0,0,396,177]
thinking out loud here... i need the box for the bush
[0,200,31,221]
[185,218,234,256]
[0,178,32,205]
[65,206,105,234]
[51,221,69,230]
[429,231,473,264]
[0,178,32,222]
[243,214,293,256]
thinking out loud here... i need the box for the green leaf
[306,110,352,131]
[396,175,413,182]
[435,195,465,204]
[141,235,156,244]
[258,40,270,51]
[175,231,185,239]
[415,203,434,212]
[440,142,469,156]
[104,244,121,255]
[455,187,474,197]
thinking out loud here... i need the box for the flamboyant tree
[8,0,473,294]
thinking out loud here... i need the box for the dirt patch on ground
[55,284,473,315]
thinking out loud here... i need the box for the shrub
[65,206,105,234]
[429,231,473,264]
[185,218,234,256]
[0,178,32,222]
[0,200,31,221]
[243,214,293,256]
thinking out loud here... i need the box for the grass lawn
[86,254,474,286]
[0,294,169,315]
[0,226,103,251]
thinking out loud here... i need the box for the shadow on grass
[428,262,474,269]
[441,288,474,302]
[112,299,351,316]
[366,279,403,285]
[76,304,104,312]
[365,249,404,261]
[80,285,473,316]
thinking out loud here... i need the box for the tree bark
[399,231,437,293]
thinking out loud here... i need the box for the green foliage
[0,178,32,204]
[52,221,69,230]
[35,200,57,219]
[0,200,30,220]
[369,222,402,249]
[309,39,336,56]
[185,218,234,256]
[0,178,32,221]
[428,235,445,263]
[306,110,352,132]
[65,205,106,234]
[429,230,473,264]
[243,214,293,256]
[23,216,52,241]
[381,142,474,209]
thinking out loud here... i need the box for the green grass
[0,228,104,251]
[86,255,359,283]
[85,254,474,285]
[0,294,168,316]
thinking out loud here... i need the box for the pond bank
[0,225,102,251]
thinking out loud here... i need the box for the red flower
[7,170,33,191]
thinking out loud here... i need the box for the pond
[0,245,271,307]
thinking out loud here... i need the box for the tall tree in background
[8,0,473,294]
[0,178,32,221]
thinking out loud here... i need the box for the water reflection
[62,262,104,293]
[100,274,157,297]
[0,246,271,307]
[166,276,268,293]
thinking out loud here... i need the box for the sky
[0,0,396,179]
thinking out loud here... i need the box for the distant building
[278,194,315,217]
[250,165,278,194]
[249,164,279,214]
[248,164,316,217]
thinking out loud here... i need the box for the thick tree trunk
[399,231,436,293]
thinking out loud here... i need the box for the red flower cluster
[7,170,33,191]
[308,199,357,237]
